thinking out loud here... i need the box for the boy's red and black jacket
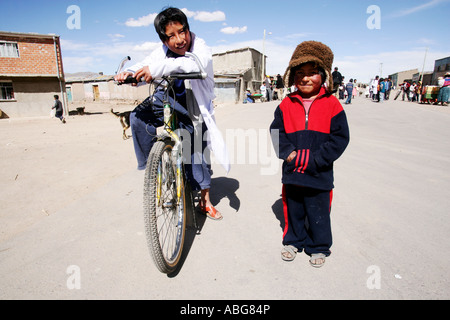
[270,87,350,190]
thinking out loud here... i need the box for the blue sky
[1,0,449,83]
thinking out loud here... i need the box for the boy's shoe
[309,253,326,268]
[281,245,298,261]
[199,205,223,220]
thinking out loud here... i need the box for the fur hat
[284,41,334,91]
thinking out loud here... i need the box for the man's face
[164,21,191,56]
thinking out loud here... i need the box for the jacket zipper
[304,95,324,130]
[305,99,315,130]
[293,91,326,130]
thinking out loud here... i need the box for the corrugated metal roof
[214,67,252,77]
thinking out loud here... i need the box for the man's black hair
[154,7,190,42]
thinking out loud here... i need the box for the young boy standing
[270,41,350,267]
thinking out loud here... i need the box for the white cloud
[193,10,226,22]
[63,56,96,72]
[124,9,226,27]
[390,0,449,17]
[180,8,196,18]
[60,39,89,51]
[132,41,160,52]
[108,34,125,41]
[220,26,248,35]
[181,8,226,22]
[61,39,153,73]
[125,13,158,27]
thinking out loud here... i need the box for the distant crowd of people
[367,72,450,106]
[244,67,450,108]
[246,74,286,103]
[332,67,361,105]
[246,67,359,104]
[367,76,393,103]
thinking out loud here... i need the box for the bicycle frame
[115,52,207,273]
[155,90,183,204]
[115,51,206,210]
[155,52,207,206]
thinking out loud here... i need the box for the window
[0,42,19,58]
[0,82,15,100]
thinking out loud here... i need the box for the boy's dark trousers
[129,90,211,191]
[282,184,333,256]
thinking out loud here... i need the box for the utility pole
[420,47,428,83]
[261,29,271,83]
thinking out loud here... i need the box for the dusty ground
[0,101,137,242]
[1,95,449,242]
[1,94,450,301]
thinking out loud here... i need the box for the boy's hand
[114,71,134,84]
[286,151,297,163]
[134,66,152,83]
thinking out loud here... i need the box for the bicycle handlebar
[115,51,207,85]
[168,72,205,80]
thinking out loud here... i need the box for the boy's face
[164,21,191,56]
[294,62,323,98]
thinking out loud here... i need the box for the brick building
[0,31,66,118]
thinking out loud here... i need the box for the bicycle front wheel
[143,139,186,274]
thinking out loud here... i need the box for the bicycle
[116,52,207,273]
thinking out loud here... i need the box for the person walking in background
[51,95,66,123]
[379,78,386,103]
[435,72,450,106]
[352,79,358,99]
[410,82,417,102]
[245,89,255,103]
[371,76,379,102]
[339,80,345,100]
[260,82,267,101]
[402,80,411,101]
[265,75,273,101]
[332,67,343,97]
[345,79,354,104]
[416,81,423,102]
[276,74,285,100]
[385,78,392,100]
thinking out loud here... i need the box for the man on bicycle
[115,7,229,220]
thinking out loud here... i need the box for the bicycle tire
[143,139,186,273]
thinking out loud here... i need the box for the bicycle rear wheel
[143,139,186,273]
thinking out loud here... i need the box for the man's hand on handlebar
[134,66,153,83]
[114,66,152,86]
[114,71,135,85]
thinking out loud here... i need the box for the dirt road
[1,96,449,300]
